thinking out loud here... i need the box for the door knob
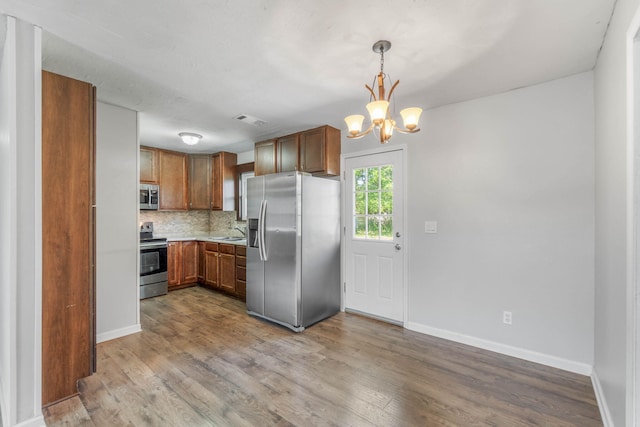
[395,244,402,251]
[396,232,401,238]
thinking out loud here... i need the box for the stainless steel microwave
[140,184,159,210]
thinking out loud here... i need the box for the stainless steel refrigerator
[246,171,341,332]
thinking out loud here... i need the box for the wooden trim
[234,162,255,219]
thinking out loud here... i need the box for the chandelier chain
[380,48,385,75]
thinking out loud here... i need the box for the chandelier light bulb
[344,115,365,136]
[400,107,422,131]
[366,100,390,126]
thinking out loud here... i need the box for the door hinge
[343,171,346,180]
[343,282,346,293]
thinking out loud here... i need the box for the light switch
[424,221,438,234]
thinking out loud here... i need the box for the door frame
[340,145,408,325]
[628,6,640,426]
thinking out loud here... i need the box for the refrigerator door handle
[257,200,264,260]
[260,200,268,261]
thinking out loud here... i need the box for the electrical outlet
[503,311,512,325]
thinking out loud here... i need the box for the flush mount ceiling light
[344,40,422,144]
[178,132,202,145]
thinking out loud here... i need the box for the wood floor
[44,286,602,426]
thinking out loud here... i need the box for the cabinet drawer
[204,242,218,252]
[236,256,246,267]
[236,280,246,300]
[236,246,246,256]
[236,266,246,281]
[219,243,235,255]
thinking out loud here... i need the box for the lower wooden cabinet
[169,240,246,300]
[218,244,236,294]
[204,242,219,288]
[182,241,198,283]
[197,241,206,282]
[168,240,199,290]
[235,245,247,300]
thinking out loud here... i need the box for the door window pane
[352,164,393,240]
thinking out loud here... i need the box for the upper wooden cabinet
[277,134,299,173]
[254,139,277,176]
[299,126,340,176]
[188,154,211,210]
[211,152,237,211]
[254,125,340,177]
[159,149,189,211]
[140,146,159,184]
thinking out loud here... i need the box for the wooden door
[189,155,211,210]
[140,146,159,183]
[254,139,277,176]
[159,150,188,210]
[277,134,299,172]
[181,241,198,283]
[42,70,96,406]
[167,241,182,287]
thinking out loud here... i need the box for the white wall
[593,0,640,425]
[0,16,43,427]
[96,102,141,342]
[237,149,254,164]
[344,72,595,374]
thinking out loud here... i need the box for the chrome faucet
[234,226,246,236]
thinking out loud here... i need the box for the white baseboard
[591,370,614,427]
[405,321,593,376]
[96,323,141,344]
[14,414,45,427]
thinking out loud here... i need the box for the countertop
[161,235,247,246]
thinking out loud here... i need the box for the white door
[344,149,405,323]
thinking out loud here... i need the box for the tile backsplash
[140,210,245,237]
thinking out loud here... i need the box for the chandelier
[344,40,422,144]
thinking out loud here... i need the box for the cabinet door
[167,241,182,288]
[205,250,219,288]
[211,152,237,211]
[159,150,188,210]
[254,139,277,176]
[299,125,341,176]
[140,146,159,184]
[277,134,299,172]
[189,155,211,210]
[299,127,325,173]
[181,241,198,283]
[197,241,206,282]
[218,244,236,293]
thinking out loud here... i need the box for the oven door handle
[140,242,168,250]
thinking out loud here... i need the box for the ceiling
[1,1,615,154]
